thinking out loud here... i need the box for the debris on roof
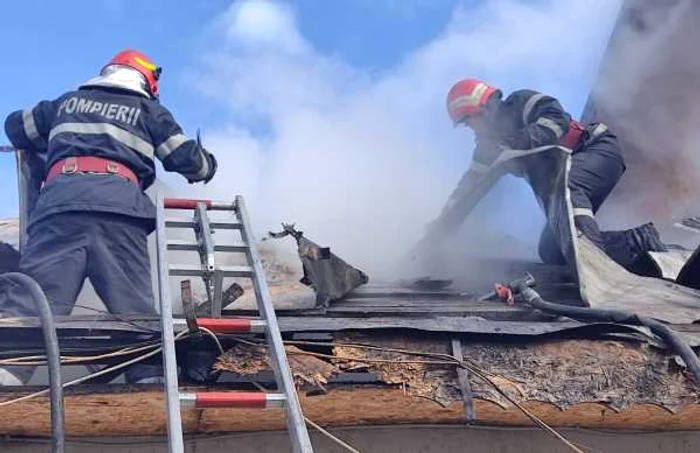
[266,223,369,307]
[215,343,340,391]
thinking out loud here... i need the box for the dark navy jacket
[468,89,621,174]
[4,85,212,231]
[472,89,573,168]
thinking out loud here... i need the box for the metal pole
[14,149,29,253]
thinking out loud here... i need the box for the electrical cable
[198,326,225,354]
[0,330,189,408]
[0,273,64,453]
[250,381,363,453]
[0,342,161,366]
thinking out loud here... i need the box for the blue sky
[0,0,621,270]
[0,0,459,217]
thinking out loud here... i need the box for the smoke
[588,0,700,236]
[174,0,621,279]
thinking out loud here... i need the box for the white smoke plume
[587,0,700,242]
[170,0,621,279]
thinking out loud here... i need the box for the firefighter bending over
[445,79,665,265]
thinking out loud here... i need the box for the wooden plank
[451,338,475,422]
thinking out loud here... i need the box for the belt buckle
[61,158,77,174]
[106,161,119,174]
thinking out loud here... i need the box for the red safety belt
[46,156,139,185]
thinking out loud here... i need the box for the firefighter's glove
[202,149,217,184]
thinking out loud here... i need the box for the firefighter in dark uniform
[445,79,663,266]
[0,49,217,385]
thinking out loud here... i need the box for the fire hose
[1,273,64,453]
[501,273,700,386]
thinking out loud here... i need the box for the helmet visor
[100,64,150,93]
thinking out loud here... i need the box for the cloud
[182,0,621,279]
[218,0,306,53]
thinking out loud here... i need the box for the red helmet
[446,79,499,124]
[105,49,162,98]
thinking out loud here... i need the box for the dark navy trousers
[22,212,154,316]
[1,212,159,383]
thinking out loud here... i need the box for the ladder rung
[166,240,248,252]
[179,392,286,409]
[164,198,237,211]
[165,220,243,230]
[168,264,254,278]
[173,317,266,333]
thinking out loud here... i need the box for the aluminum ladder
[155,195,313,453]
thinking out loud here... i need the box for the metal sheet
[576,236,700,323]
[276,316,635,335]
[297,236,369,307]
[628,249,693,280]
[268,225,369,307]
[6,313,700,339]
[677,244,700,290]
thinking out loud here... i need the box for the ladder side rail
[234,196,314,453]
[156,194,186,453]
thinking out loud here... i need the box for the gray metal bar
[168,264,253,278]
[235,195,314,453]
[15,149,29,253]
[195,203,216,274]
[165,220,242,230]
[194,202,217,313]
[451,338,475,422]
[212,270,224,318]
[166,240,248,252]
[178,392,197,409]
[155,195,185,453]
[165,220,197,229]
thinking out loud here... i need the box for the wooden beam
[1,387,699,437]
